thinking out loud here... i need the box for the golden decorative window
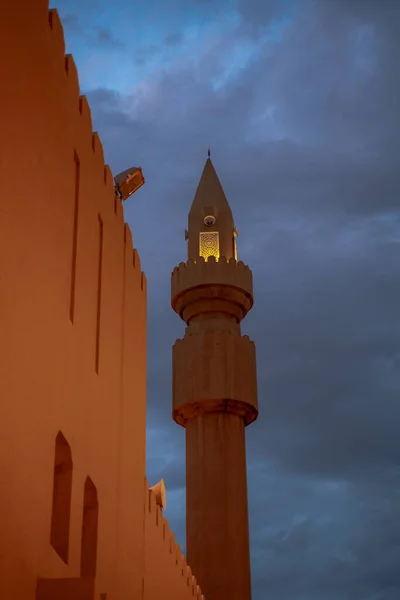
[199,231,219,261]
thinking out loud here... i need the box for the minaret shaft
[186,412,251,600]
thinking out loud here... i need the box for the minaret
[171,155,258,600]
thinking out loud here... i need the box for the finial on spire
[208,148,211,158]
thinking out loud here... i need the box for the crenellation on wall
[77,98,94,152]
[148,489,156,515]
[48,9,66,54]
[191,578,197,595]
[163,518,170,543]
[165,529,172,554]
[141,271,147,293]
[190,573,197,592]
[103,165,114,188]
[186,565,192,583]
[64,54,80,94]
[174,542,181,565]
[179,548,187,574]
[91,132,105,166]
[44,12,122,226]
[143,479,205,599]
[124,223,133,248]
[132,248,140,269]
[113,194,119,216]
[123,227,144,293]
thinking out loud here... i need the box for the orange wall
[144,480,205,600]
[0,2,202,599]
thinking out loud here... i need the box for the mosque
[0,2,258,599]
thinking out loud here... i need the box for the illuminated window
[199,232,219,260]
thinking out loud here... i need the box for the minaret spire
[207,147,211,158]
[187,157,235,261]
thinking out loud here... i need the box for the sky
[52,0,400,598]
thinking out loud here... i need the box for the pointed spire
[190,156,232,215]
[208,148,211,158]
[187,157,235,261]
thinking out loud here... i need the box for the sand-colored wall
[0,2,201,599]
[144,480,205,600]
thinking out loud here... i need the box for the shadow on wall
[36,432,98,600]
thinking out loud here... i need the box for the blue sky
[57,0,292,95]
[52,1,400,599]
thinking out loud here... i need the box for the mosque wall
[0,2,202,598]
[144,480,205,600]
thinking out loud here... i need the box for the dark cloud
[164,32,183,46]
[61,12,81,34]
[96,27,125,48]
[61,0,400,598]
[132,43,161,67]
[52,2,125,48]
[237,0,291,32]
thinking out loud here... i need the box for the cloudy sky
[53,0,400,598]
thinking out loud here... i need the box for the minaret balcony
[171,256,253,324]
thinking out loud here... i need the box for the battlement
[144,479,205,599]
[171,256,253,304]
[45,8,146,260]
[1,4,148,302]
